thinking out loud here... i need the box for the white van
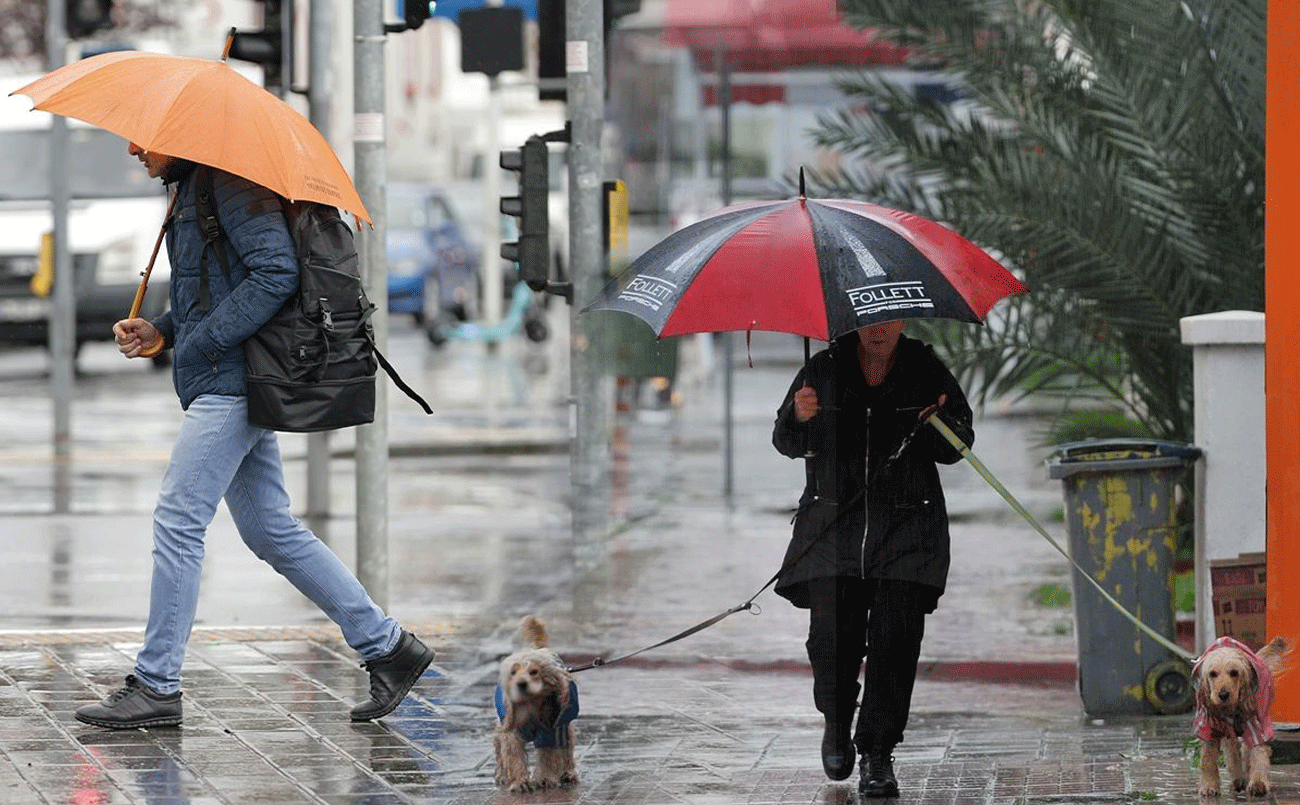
[0,74,170,363]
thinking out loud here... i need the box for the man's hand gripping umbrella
[116,191,180,359]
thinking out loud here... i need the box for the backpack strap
[194,165,233,312]
[373,345,434,414]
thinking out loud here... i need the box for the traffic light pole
[354,0,390,608]
[304,0,334,529]
[482,74,503,330]
[567,0,610,571]
[45,0,74,513]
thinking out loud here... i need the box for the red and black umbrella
[583,179,1027,342]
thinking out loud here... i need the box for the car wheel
[425,312,455,347]
[524,312,549,343]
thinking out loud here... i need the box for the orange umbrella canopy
[12,50,370,223]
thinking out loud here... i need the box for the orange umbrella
[10,46,370,224]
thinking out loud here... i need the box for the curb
[918,659,1076,684]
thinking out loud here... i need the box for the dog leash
[566,601,759,673]
[925,414,1196,663]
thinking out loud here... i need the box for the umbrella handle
[129,191,180,320]
[801,337,819,459]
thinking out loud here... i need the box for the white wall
[1180,310,1266,651]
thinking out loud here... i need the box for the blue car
[386,183,479,324]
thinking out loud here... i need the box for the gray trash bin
[1047,439,1201,717]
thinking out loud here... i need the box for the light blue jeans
[135,394,400,694]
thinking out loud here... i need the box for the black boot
[350,631,434,721]
[859,750,898,799]
[820,717,854,780]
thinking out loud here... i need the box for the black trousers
[805,577,937,754]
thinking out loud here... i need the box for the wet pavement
[0,315,1297,804]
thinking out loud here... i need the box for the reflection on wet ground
[5,633,1283,804]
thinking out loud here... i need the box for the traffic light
[66,0,114,39]
[606,0,641,24]
[226,0,289,93]
[386,0,434,33]
[500,137,550,292]
[459,6,524,76]
[538,0,564,102]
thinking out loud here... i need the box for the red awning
[664,0,910,72]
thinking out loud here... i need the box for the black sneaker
[75,675,182,729]
[349,630,434,722]
[859,751,899,799]
[821,717,854,780]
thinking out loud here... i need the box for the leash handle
[925,414,1195,663]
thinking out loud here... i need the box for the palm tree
[810,0,1264,442]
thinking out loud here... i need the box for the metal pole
[354,0,389,607]
[719,50,734,502]
[569,0,609,571]
[305,0,334,527]
[482,73,503,330]
[46,0,73,513]
[481,0,503,331]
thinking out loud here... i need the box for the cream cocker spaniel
[1192,635,1291,798]
[493,615,579,792]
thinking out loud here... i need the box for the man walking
[75,144,433,729]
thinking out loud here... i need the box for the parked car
[386,182,479,325]
[0,77,171,364]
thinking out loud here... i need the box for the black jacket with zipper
[771,333,974,609]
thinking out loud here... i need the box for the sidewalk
[0,328,1291,804]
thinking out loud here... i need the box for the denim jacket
[150,165,297,409]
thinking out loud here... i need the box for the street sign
[459,6,524,76]
[431,0,538,21]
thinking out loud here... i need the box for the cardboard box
[1210,552,1267,650]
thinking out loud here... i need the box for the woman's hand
[917,393,948,422]
[794,384,820,422]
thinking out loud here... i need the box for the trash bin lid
[1046,438,1202,479]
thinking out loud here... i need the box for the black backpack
[193,166,432,432]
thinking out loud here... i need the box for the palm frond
[818,0,1264,442]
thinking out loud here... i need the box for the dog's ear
[552,673,570,712]
[500,695,518,730]
[1241,661,1260,717]
[1194,674,1213,711]
[538,665,570,707]
[499,659,520,690]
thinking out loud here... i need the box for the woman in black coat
[772,321,973,798]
